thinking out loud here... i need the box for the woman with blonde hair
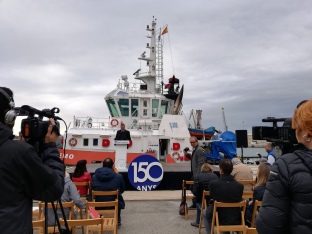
[245,163,270,225]
[256,100,312,233]
[191,163,218,228]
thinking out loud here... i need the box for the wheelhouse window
[131,99,138,117]
[106,99,119,117]
[117,98,129,117]
[160,100,168,118]
[152,99,159,117]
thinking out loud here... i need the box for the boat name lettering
[169,122,178,128]
[59,153,74,160]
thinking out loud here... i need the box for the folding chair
[91,190,119,202]
[242,191,254,200]
[73,181,91,200]
[243,225,258,234]
[211,200,246,234]
[238,180,256,191]
[86,200,118,234]
[60,217,104,234]
[182,180,196,220]
[250,200,262,228]
[32,219,44,234]
[39,201,75,234]
[198,190,210,234]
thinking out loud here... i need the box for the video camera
[252,117,298,154]
[15,105,61,142]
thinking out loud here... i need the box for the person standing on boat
[264,142,275,165]
[115,121,131,141]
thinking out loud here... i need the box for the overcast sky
[1,0,311,136]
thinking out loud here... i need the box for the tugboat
[60,17,192,166]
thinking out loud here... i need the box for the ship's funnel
[172,85,184,115]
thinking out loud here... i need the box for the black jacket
[0,124,64,234]
[92,167,125,209]
[115,130,131,141]
[206,174,244,224]
[192,170,218,203]
[256,143,312,234]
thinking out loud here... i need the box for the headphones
[0,88,16,127]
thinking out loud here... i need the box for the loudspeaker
[235,130,248,148]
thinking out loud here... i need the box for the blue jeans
[196,202,201,224]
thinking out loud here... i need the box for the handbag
[179,181,187,215]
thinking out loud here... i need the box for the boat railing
[73,116,112,129]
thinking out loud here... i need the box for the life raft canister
[110,119,119,127]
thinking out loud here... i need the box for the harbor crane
[222,107,228,132]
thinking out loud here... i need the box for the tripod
[44,199,71,234]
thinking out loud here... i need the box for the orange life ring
[110,119,119,127]
[69,138,77,147]
[172,152,180,160]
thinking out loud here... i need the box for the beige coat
[231,163,254,191]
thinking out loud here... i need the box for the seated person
[191,163,218,228]
[245,163,270,226]
[92,158,125,227]
[72,159,92,196]
[47,170,86,226]
[202,159,244,234]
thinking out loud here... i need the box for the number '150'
[131,162,163,183]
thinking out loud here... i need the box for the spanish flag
[161,26,168,35]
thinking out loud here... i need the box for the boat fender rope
[110,119,119,127]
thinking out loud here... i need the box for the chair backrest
[91,190,119,202]
[73,181,91,196]
[238,180,256,191]
[39,201,75,220]
[242,190,254,200]
[250,200,262,228]
[182,180,196,220]
[32,219,45,234]
[243,225,258,234]
[86,200,118,218]
[211,200,246,234]
[86,200,118,233]
[60,217,104,234]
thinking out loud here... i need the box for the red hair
[292,100,312,136]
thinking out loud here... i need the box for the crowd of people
[187,99,312,234]
[1,85,312,234]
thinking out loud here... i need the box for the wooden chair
[238,180,256,191]
[60,217,104,234]
[91,190,119,202]
[198,190,210,234]
[32,219,45,234]
[38,201,75,234]
[73,181,91,201]
[242,191,254,200]
[211,200,246,234]
[86,200,118,234]
[250,200,262,228]
[182,180,196,220]
[243,225,258,234]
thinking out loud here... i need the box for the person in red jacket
[72,159,92,196]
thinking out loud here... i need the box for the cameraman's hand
[45,118,58,143]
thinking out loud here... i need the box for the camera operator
[0,87,64,234]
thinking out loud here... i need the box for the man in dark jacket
[92,157,125,226]
[191,163,218,228]
[202,159,244,234]
[0,87,64,234]
[115,121,131,141]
